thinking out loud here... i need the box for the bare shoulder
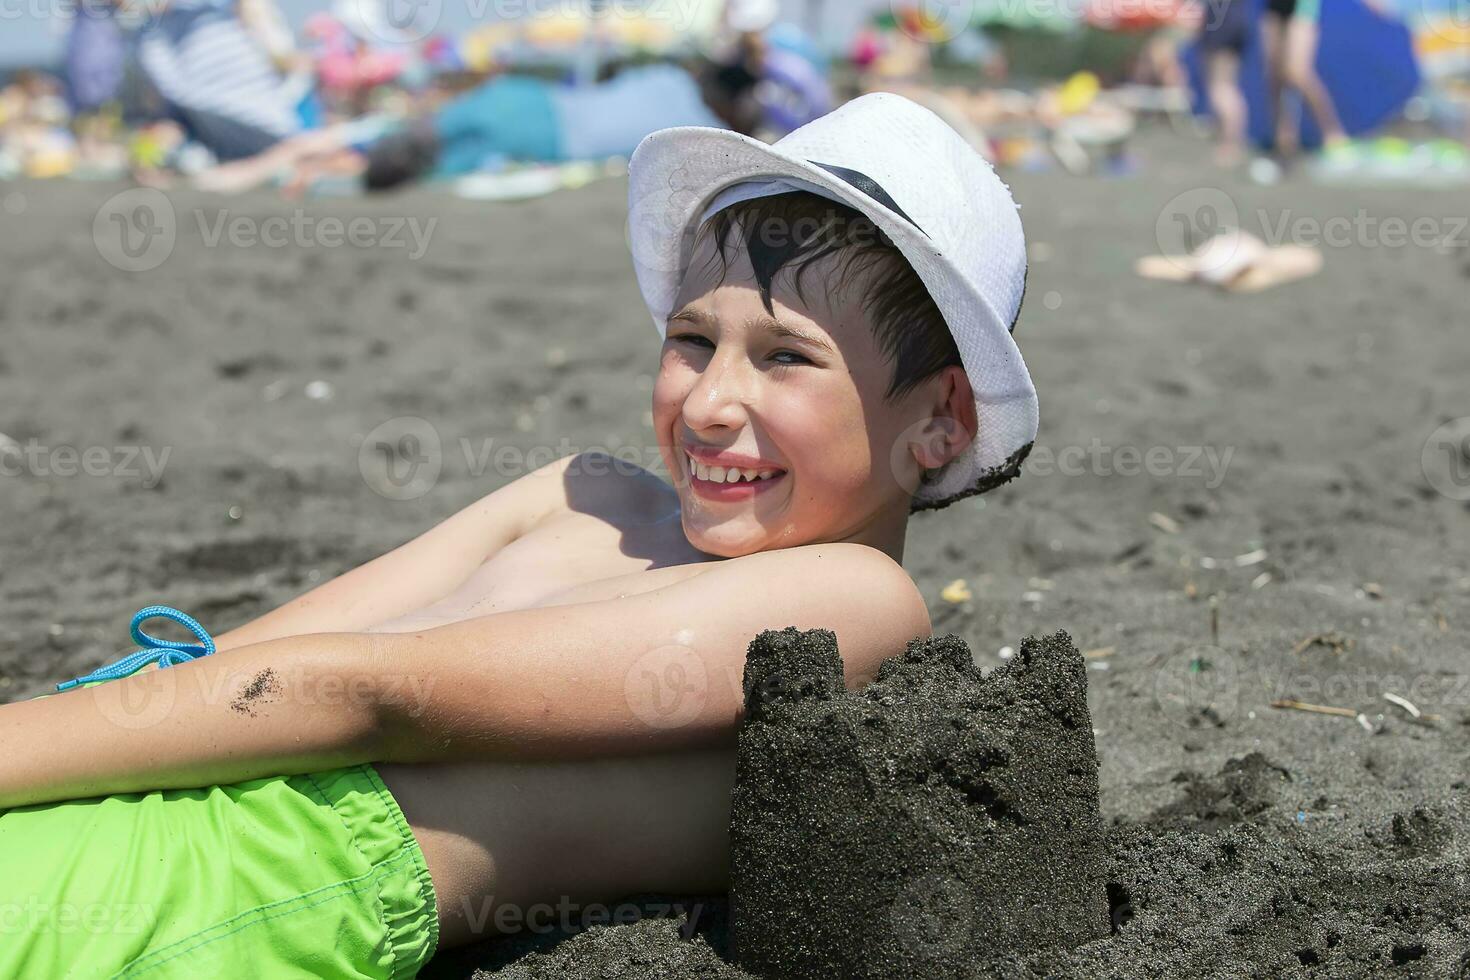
[735,543,929,627]
[501,450,678,534]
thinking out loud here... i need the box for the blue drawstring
[56,605,216,692]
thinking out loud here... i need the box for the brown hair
[693,191,964,404]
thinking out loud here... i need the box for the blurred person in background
[698,0,777,134]
[239,0,319,125]
[193,60,728,194]
[135,0,304,163]
[364,59,731,190]
[1197,0,1253,165]
[62,0,129,173]
[1262,0,1348,156]
[238,0,301,74]
[696,0,831,139]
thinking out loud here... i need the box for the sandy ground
[2,126,1468,976]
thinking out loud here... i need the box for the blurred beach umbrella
[64,7,127,113]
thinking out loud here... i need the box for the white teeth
[686,452,781,484]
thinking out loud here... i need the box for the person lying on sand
[0,93,1037,977]
[193,62,728,196]
[1136,227,1324,292]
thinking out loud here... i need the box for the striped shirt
[137,0,302,160]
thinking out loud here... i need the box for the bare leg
[1283,17,1347,146]
[381,748,736,949]
[1261,14,1291,154]
[1206,49,1247,166]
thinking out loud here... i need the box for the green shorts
[1,697,439,977]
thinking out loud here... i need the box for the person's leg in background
[1282,4,1347,150]
[1206,49,1248,165]
[1199,0,1252,166]
[1261,7,1289,153]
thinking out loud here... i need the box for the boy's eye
[670,334,810,367]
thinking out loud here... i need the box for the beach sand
[1,128,1467,976]
[730,627,1110,977]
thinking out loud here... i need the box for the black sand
[729,627,1109,977]
[2,127,1467,976]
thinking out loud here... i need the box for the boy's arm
[0,544,929,809]
[210,455,572,651]
[375,543,932,761]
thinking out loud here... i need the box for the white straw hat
[627,92,1036,511]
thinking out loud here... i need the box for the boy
[0,93,1035,976]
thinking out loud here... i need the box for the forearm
[372,607,745,765]
[0,633,389,810]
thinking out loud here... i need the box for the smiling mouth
[683,451,786,485]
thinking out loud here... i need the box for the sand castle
[729,627,1111,978]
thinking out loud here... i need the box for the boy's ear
[910,366,978,470]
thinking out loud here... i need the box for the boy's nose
[682,352,754,431]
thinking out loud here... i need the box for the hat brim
[627,125,1038,509]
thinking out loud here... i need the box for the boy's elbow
[838,547,934,683]
[343,632,443,763]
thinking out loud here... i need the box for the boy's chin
[683,519,789,558]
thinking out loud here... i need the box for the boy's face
[653,226,951,557]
